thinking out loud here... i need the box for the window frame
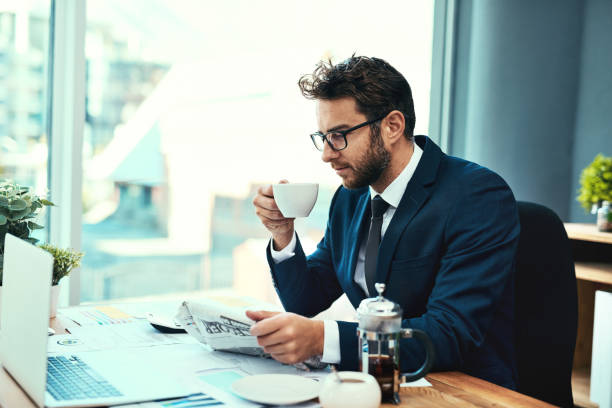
[48,0,86,306]
[429,0,457,152]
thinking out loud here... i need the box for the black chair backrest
[515,201,578,408]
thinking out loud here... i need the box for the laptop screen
[0,233,54,408]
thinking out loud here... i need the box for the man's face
[316,97,390,189]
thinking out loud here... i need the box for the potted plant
[577,154,612,231]
[0,180,54,315]
[0,179,54,286]
[39,244,84,317]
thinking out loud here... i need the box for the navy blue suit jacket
[267,136,520,388]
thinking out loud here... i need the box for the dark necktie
[364,195,390,296]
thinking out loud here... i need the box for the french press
[357,283,435,403]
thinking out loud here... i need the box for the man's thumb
[246,310,279,322]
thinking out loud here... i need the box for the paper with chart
[59,305,137,326]
[119,392,226,408]
[48,321,197,353]
[175,296,282,356]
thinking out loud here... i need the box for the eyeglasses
[310,114,387,152]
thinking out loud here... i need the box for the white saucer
[231,374,320,405]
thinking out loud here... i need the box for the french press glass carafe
[357,283,435,403]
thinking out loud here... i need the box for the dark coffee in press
[360,354,398,401]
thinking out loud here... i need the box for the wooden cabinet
[565,223,612,408]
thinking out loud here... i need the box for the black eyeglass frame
[310,114,387,152]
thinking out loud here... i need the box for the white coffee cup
[319,371,381,408]
[272,183,319,218]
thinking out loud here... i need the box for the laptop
[0,234,192,407]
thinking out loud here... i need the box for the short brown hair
[298,56,415,138]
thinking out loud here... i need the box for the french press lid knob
[375,282,386,299]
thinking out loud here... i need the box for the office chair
[514,201,578,407]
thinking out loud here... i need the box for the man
[249,56,520,389]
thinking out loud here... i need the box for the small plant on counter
[577,154,612,213]
[39,244,84,286]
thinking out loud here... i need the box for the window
[0,0,50,195]
[0,0,51,247]
[80,0,435,303]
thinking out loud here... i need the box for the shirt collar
[369,141,423,208]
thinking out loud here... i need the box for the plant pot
[597,201,612,232]
[50,285,60,318]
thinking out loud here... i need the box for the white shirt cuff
[321,320,341,364]
[269,231,297,264]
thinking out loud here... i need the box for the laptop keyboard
[47,355,123,401]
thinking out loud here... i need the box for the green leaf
[8,221,28,236]
[27,221,44,230]
[7,208,31,221]
[0,196,8,207]
[8,198,27,211]
[0,214,6,225]
[40,199,55,206]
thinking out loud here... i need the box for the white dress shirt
[270,142,423,363]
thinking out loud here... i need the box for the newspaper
[174,295,281,356]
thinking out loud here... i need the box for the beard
[341,129,391,189]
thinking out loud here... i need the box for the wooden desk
[388,372,555,408]
[0,315,555,408]
[565,223,612,408]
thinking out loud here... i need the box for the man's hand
[247,310,324,365]
[252,180,295,250]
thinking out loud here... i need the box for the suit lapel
[376,136,443,287]
[345,190,370,305]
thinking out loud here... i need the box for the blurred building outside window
[76,0,435,306]
[0,0,51,242]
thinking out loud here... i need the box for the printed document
[175,295,281,356]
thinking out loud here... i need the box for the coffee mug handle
[400,328,436,382]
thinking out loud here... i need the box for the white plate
[231,374,320,405]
